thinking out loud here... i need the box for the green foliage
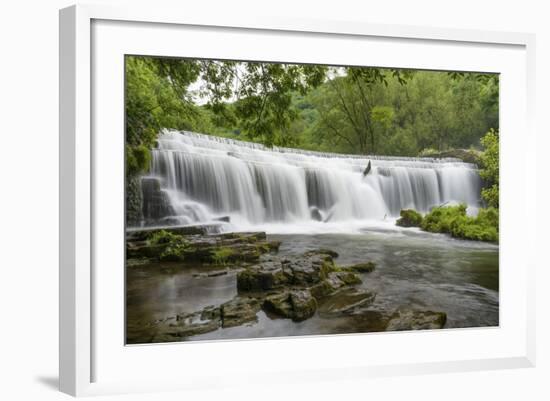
[125,56,499,171]
[396,209,423,227]
[479,129,499,208]
[303,69,498,156]
[125,56,212,176]
[148,230,190,261]
[420,205,498,242]
[211,247,236,265]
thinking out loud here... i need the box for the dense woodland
[126,56,499,231]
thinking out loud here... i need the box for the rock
[263,290,317,322]
[214,216,231,223]
[236,261,289,292]
[140,177,175,226]
[200,305,221,321]
[385,310,447,331]
[126,175,143,227]
[289,290,317,321]
[318,288,376,316]
[148,310,221,342]
[310,207,323,221]
[263,292,294,318]
[310,272,347,298]
[343,262,376,273]
[334,271,362,285]
[219,232,267,242]
[192,270,228,278]
[126,230,278,264]
[220,297,261,328]
[304,248,339,258]
[263,240,282,253]
[126,224,223,241]
[283,251,334,286]
[126,242,167,259]
[396,209,423,227]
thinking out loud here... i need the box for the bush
[421,204,498,243]
[148,230,189,261]
[396,209,423,227]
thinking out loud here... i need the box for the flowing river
[127,228,498,341]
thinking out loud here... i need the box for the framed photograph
[59,4,536,396]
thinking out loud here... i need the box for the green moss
[147,230,190,261]
[211,247,236,265]
[421,204,498,243]
[343,262,376,273]
[396,209,423,227]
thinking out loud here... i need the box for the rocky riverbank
[126,226,447,344]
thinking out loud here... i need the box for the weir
[135,130,482,229]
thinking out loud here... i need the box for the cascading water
[136,129,482,232]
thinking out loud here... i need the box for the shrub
[396,209,423,227]
[420,204,498,243]
[420,204,467,233]
[148,230,189,261]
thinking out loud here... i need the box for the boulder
[220,297,261,328]
[236,261,289,292]
[304,248,339,258]
[140,177,175,226]
[290,290,317,321]
[385,310,447,331]
[263,290,317,322]
[343,262,376,273]
[283,251,334,286]
[396,209,423,227]
[310,207,323,222]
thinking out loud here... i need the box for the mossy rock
[263,290,317,322]
[343,262,376,273]
[220,297,261,328]
[396,209,423,227]
[385,310,447,331]
[335,271,363,285]
[236,262,289,292]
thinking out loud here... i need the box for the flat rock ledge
[126,229,281,265]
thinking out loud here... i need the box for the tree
[479,129,499,208]
[125,56,211,175]
[202,62,327,146]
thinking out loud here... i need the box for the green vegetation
[479,129,499,208]
[148,230,190,261]
[125,56,499,177]
[211,247,236,265]
[396,209,423,227]
[420,204,498,243]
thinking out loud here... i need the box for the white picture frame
[59,3,536,397]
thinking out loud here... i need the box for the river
[126,226,498,342]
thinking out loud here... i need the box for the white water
[141,130,482,233]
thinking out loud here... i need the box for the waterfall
[136,130,482,231]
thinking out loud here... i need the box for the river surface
[126,228,498,343]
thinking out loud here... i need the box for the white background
[0,0,548,400]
